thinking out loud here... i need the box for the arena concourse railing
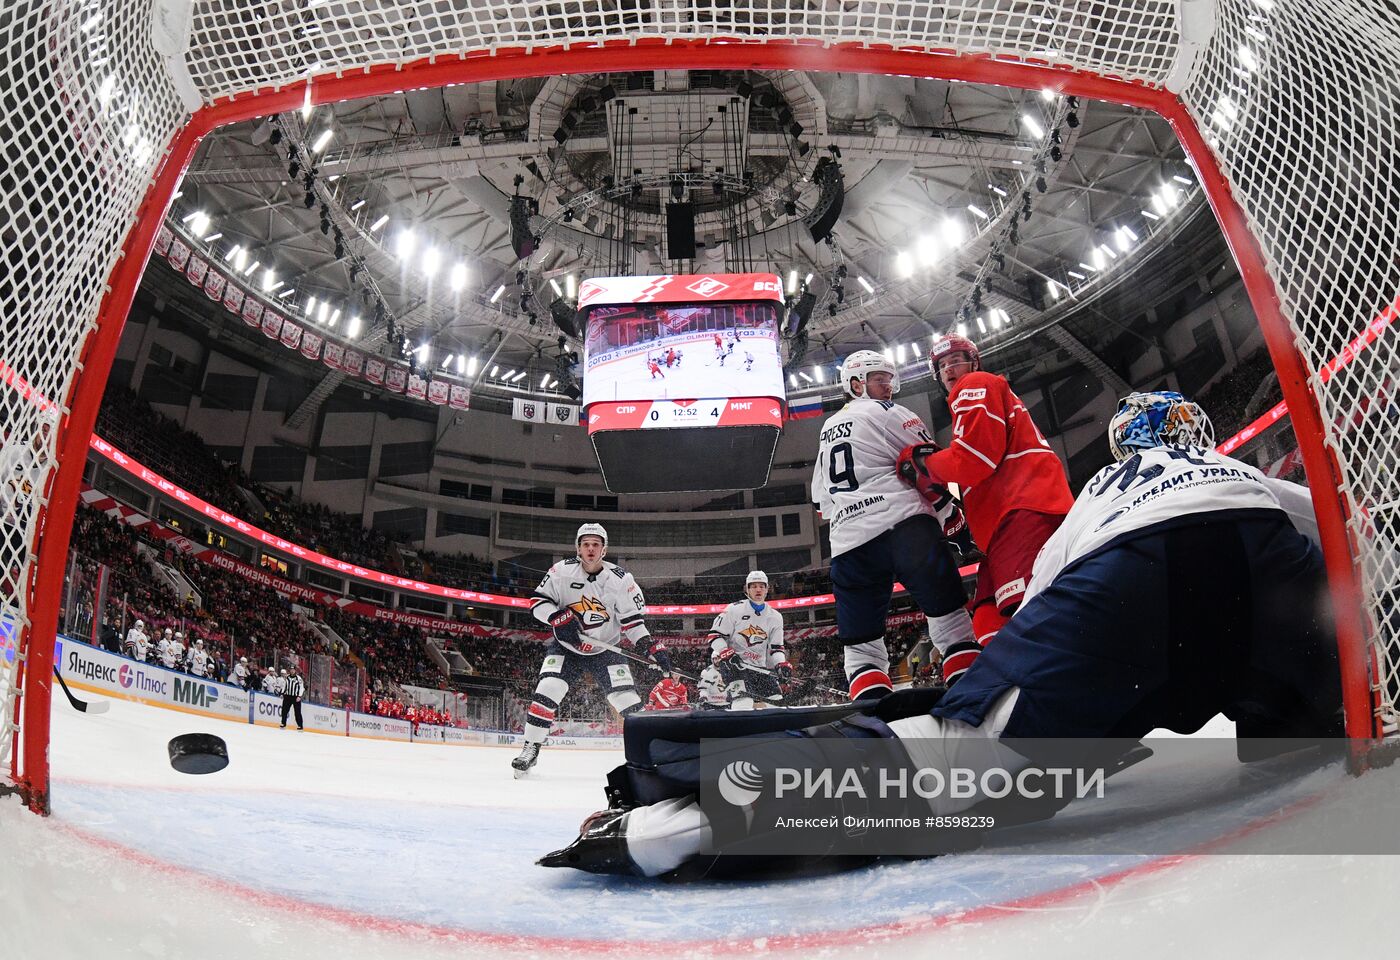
[5,0,1397,814]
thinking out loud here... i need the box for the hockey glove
[940,639,982,687]
[548,609,583,647]
[775,661,794,694]
[648,640,674,675]
[713,647,744,684]
[896,443,954,509]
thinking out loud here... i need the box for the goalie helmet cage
[2,0,1396,813]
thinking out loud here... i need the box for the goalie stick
[52,664,110,714]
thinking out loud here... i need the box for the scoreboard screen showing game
[580,274,786,409]
[578,274,787,493]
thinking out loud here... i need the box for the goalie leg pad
[610,688,947,808]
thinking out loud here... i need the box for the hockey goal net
[3,0,1397,811]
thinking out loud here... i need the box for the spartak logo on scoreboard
[685,277,730,298]
[577,273,783,308]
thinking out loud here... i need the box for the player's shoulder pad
[605,560,631,579]
[953,370,1003,395]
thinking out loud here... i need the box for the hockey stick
[576,636,796,706]
[52,665,110,715]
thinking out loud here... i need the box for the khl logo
[717,760,764,806]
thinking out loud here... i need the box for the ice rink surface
[3,695,1398,959]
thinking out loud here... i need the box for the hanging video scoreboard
[578,273,787,493]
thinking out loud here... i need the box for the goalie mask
[839,350,899,398]
[1109,391,1215,461]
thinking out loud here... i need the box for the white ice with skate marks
[582,328,784,406]
[1,697,1397,959]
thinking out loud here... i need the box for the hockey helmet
[135,620,143,627]
[838,350,899,398]
[929,334,981,379]
[1108,391,1215,462]
[745,570,769,586]
[576,522,608,548]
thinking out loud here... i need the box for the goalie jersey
[708,601,788,670]
[529,558,650,656]
[1023,444,1319,607]
[811,397,944,556]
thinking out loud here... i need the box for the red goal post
[3,1,1392,813]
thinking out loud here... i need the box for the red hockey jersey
[923,371,1074,546]
[646,678,690,710]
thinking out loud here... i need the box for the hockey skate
[512,741,541,778]
[537,809,637,875]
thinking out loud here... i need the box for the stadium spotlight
[350,198,366,211]
[1021,113,1045,139]
[422,246,441,277]
[311,129,333,152]
[451,262,467,292]
[370,214,389,232]
[490,285,505,304]
[466,356,478,376]
[347,315,362,339]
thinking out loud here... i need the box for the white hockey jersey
[125,626,149,661]
[188,647,210,676]
[698,665,729,706]
[708,601,787,670]
[156,638,174,668]
[530,558,651,656]
[811,397,940,556]
[1024,445,1319,606]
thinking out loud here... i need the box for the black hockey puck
[167,733,229,774]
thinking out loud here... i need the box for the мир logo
[717,760,764,806]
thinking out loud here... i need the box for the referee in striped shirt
[280,665,305,730]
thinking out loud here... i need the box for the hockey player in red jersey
[646,675,690,710]
[896,334,1074,685]
[647,357,665,379]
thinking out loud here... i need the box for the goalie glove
[713,647,744,684]
[548,608,583,647]
[774,661,794,695]
[896,443,954,510]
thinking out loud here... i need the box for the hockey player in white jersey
[156,628,175,669]
[124,619,149,662]
[541,390,1343,878]
[514,523,673,776]
[167,631,185,672]
[708,571,791,705]
[187,638,210,678]
[811,350,974,700]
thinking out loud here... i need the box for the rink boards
[55,637,622,749]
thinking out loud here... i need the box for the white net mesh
[5,0,1399,796]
